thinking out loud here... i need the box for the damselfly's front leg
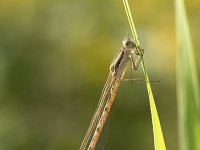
[130,47,144,71]
[135,47,144,56]
[130,53,139,71]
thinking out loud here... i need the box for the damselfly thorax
[110,38,141,78]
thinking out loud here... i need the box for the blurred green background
[0,0,199,150]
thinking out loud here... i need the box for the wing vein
[80,72,115,150]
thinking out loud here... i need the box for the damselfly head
[122,38,136,49]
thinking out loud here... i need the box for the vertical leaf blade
[175,0,200,150]
[123,0,166,150]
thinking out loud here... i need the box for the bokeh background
[0,0,199,150]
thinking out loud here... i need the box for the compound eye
[126,41,133,47]
[123,40,135,49]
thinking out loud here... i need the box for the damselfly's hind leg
[123,77,144,82]
[123,78,161,83]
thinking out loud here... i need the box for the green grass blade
[123,0,166,150]
[175,0,200,150]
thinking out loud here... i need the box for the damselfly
[80,37,143,150]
